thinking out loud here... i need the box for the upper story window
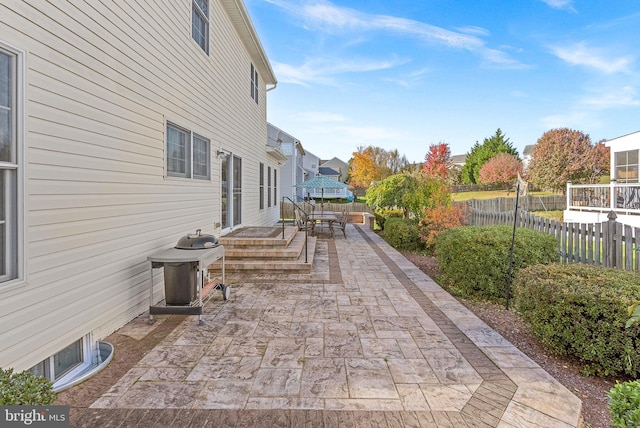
[615,150,638,183]
[166,123,210,180]
[0,44,21,285]
[250,63,258,104]
[192,0,209,54]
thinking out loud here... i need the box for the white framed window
[274,169,278,206]
[615,150,638,183]
[250,63,258,104]
[0,43,23,285]
[166,123,210,180]
[193,134,210,180]
[267,166,272,207]
[29,336,92,388]
[192,0,209,54]
[259,162,264,210]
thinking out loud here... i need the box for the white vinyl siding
[0,0,276,371]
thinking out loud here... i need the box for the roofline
[604,130,640,146]
[220,0,277,85]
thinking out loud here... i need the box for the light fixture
[216,149,228,159]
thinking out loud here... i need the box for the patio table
[308,211,337,238]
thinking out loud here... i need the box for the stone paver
[59,224,582,427]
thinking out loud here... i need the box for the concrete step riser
[211,227,316,273]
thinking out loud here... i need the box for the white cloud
[383,67,431,87]
[265,0,525,69]
[582,86,640,108]
[540,0,576,12]
[480,48,531,70]
[272,57,404,85]
[550,42,633,74]
[455,25,491,37]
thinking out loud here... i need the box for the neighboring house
[268,123,304,201]
[302,150,321,179]
[522,144,535,170]
[564,130,640,227]
[451,154,467,170]
[318,166,340,181]
[0,0,278,389]
[320,157,348,183]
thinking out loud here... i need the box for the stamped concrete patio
[59,224,583,427]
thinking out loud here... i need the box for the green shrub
[434,225,558,303]
[374,208,403,231]
[380,218,424,252]
[515,263,640,377]
[0,368,56,405]
[608,380,640,427]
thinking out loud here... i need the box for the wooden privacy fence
[280,201,372,219]
[470,209,640,272]
[458,195,566,213]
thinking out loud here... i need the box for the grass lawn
[451,190,556,201]
[532,210,563,221]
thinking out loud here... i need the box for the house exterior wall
[320,158,348,182]
[564,131,640,227]
[302,151,320,177]
[0,0,276,371]
[267,123,300,202]
[605,131,640,180]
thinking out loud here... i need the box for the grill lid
[175,229,219,250]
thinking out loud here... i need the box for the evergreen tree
[460,129,519,184]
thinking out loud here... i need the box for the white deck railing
[301,188,351,199]
[566,181,640,215]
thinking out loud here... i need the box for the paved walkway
[58,225,582,427]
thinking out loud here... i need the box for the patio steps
[209,226,316,273]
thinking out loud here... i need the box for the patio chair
[295,208,314,235]
[333,207,349,238]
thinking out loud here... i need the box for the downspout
[266,83,277,92]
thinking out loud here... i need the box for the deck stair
[209,226,316,273]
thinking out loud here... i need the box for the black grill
[175,229,219,250]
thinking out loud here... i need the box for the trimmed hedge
[379,218,424,252]
[515,263,640,377]
[434,225,558,303]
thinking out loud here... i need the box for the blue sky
[245,0,640,164]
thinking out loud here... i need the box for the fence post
[566,181,572,209]
[610,179,617,211]
[605,210,617,268]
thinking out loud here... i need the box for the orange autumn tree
[418,183,469,250]
[477,153,523,191]
[348,147,380,194]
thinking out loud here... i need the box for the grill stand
[147,245,226,325]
